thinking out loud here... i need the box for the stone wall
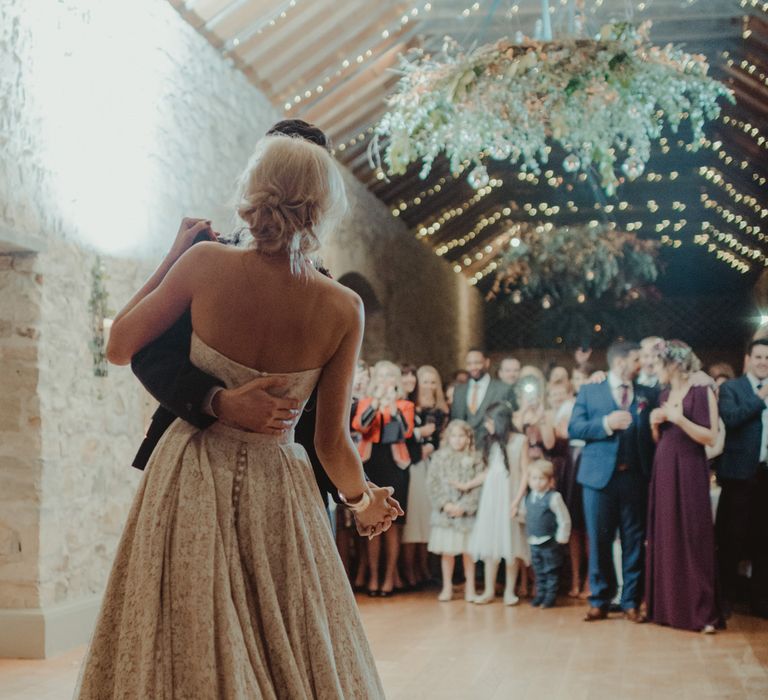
[0,0,482,656]
[0,254,42,610]
[326,169,484,377]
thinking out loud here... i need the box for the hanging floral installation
[373,22,733,194]
[487,223,660,306]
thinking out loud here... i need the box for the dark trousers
[583,470,647,611]
[531,539,563,606]
[716,470,768,611]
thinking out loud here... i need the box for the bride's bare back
[190,243,356,375]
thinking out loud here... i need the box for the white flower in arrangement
[372,22,733,193]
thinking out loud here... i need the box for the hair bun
[233,135,348,273]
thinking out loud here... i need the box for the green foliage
[89,256,109,378]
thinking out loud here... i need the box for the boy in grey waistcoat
[525,460,572,608]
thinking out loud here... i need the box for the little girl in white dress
[457,402,530,605]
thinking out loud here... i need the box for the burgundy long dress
[645,384,724,631]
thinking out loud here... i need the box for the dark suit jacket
[568,380,658,490]
[130,310,339,504]
[450,377,516,444]
[718,375,765,481]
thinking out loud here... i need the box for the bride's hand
[354,486,403,538]
[167,218,218,264]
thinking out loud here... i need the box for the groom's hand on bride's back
[212,376,302,435]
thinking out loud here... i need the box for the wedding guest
[401,364,418,404]
[638,336,663,388]
[569,341,658,622]
[451,348,516,444]
[453,369,470,384]
[717,339,768,618]
[514,375,555,461]
[498,356,522,386]
[646,341,724,633]
[549,379,588,598]
[546,365,570,386]
[522,460,572,608]
[445,381,458,410]
[708,362,736,389]
[427,420,484,602]
[519,364,547,385]
[571,363,593,395]
[402,365,449,589]
[574,346,593,367]
[546,379,572,414]
[464,402,530,605]
[353,361,416,596]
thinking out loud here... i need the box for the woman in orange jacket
[352,360,415,596]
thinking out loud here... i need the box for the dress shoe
[583,606,609,621]
[623,608,647,623]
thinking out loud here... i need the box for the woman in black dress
[352,361,415,596]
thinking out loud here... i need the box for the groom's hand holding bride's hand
[354,485,404,539]
[212,376,302,434]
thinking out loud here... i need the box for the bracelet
[339,488,373,514]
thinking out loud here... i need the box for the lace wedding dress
[76,332,385,699]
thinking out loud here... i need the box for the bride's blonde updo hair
[234,134,347,273]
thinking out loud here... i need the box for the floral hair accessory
[657,339,702,373]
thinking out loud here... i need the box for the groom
[130,118,400,537]
[568,341,658,621]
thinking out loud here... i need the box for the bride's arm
[314,294,371,501]
[111,219,215,328]
[107,237,217,366]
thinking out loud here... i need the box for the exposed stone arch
[337,272,387,363]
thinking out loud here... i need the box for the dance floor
[1,591,766,699]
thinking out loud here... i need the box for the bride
[76,134,397,698]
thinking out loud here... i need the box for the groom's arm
[132,312,301,434]
[568,386,611,442]
[131,311,221,430]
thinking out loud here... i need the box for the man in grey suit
[451,348,516,444]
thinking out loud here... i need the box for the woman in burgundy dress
[647,340,724,633]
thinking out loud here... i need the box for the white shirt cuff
[203,386,224,418]
[602,416,613,437]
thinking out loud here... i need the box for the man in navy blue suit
[568,341,658,622]
[717,338,768,618]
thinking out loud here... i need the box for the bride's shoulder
[311,270,364,317]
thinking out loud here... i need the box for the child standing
[463,402,531,606]
[427,420,484,602]
[522,459,572,608]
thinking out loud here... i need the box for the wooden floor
[1,592,766,699]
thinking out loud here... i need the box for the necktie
[620,384,630,410]
[469,382,479,414]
